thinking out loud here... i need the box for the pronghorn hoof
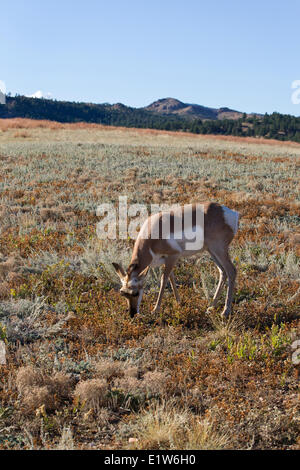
[221,309,231,318]
[151,309,160,315]
[205,306,215,314]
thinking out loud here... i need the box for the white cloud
[27,90,53,99]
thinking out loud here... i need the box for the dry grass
[141,371,170,395]
[0,120,299,450]
[16,366,74,414]
[1,117,300,147]
[95,359,125,380]
[125,401,229,450]
[56,426,75,450]
[16,366,44,392]
[74,379,109,411]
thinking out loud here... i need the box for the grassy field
[0,118,299,450]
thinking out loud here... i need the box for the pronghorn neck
[127,239,152,279]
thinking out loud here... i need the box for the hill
[144,97,245,120]
[0,95,300,142]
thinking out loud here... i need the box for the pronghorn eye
[132,291,139,297]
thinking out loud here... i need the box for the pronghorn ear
[112,262,126,279]
[138,266,150,280]
[127,262,138,275]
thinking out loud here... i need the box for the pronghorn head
[112,262,149,317]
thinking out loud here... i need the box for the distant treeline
[189,113,300,142]
[1,95,300,142]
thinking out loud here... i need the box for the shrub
[73,378,108,411]
[16,366,44,393]
[22,385,56,413]
[16,366,74,413]
[95,359,125,380]
[141,370,170,396]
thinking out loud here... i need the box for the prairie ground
[0,119,299,450]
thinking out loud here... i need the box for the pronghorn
[112,202,239,318]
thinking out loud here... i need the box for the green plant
[0,322,7,343]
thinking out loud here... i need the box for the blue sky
[1,0,300,115]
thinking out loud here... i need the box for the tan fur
[112,202,239,317]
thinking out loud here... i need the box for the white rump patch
[222,206,239,234]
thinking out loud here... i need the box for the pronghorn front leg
[169,272,180,304]
[152,256,178,314]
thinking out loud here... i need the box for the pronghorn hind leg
[208,246,236,317]
[208,252,227,309]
